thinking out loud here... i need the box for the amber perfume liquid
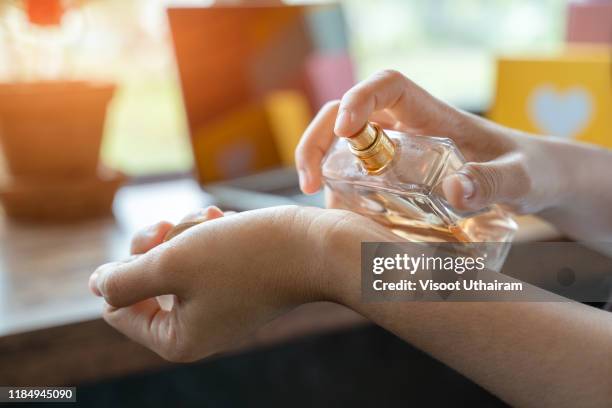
[322,123,517,268]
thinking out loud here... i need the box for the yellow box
[488,50,612,148]
[264,90,311,166]
[192,102,281,182]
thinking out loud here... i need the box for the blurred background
[0,1,610,406]
[0,0,569,178]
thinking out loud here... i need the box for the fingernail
[92,264,114,298]
[89,271,102,297]
[204,206,218,215]
[298,169,309,191]
[457,173,475,199]
[205,206,224,219]
[334,109,352,135]
[144,223,161,238]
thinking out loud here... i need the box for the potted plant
[0,0,123,221]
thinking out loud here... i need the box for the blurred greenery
[101,76,193,176]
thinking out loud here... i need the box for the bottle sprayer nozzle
[346,123,379,151]
[342,122,395,174]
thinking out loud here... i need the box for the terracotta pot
[0,167,125,222]
[0,81,115,178]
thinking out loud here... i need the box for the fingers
[295,100,340,194]
[369,109,404,131]
[295,100,400,195]
[165,206,225,242]
[90,250,179,308]
[334,69,443,138]
[295,70,445,195]
[442,153,530,211]
[179,206,224,223]
[106,220,172,298]
[103,299,180,360]
[130,221,174,255]
[89,206,223,307]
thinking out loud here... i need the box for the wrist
[548,139,610,208]
[319,218,361,307]
[271,206,338,305]
[279,206,361,306]
[307,208,393,309]
[289,207,357,305]
[536,139,612,236]
[527,137,576,210]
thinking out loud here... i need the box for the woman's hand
[89,205,391,362]
[295,69,572,215]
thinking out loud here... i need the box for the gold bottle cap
[345,123,395,174]
[346,122,379,150]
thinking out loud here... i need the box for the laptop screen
[167,4,353,184]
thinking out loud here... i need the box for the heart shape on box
[528,84,593,139]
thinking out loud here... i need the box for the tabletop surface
[0,179,213,337]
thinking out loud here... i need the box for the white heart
[527,84,593,139]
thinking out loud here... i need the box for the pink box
[567,0,612,44]
[303,52,355,110]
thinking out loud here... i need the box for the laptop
[167,3,354,211]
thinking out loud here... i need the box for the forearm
[324,227,612,407]
[351,300,612,407]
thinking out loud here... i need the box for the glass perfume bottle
[322,123,517,266]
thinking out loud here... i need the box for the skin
[91,70,612,407]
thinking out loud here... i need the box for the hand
[295,69,571,214]
[89,205,391,362]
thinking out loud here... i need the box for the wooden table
[0,179,561,386]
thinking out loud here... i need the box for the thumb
[442,153,529,211]
[90,249,179,308]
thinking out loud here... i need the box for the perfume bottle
[322,123,517,265]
